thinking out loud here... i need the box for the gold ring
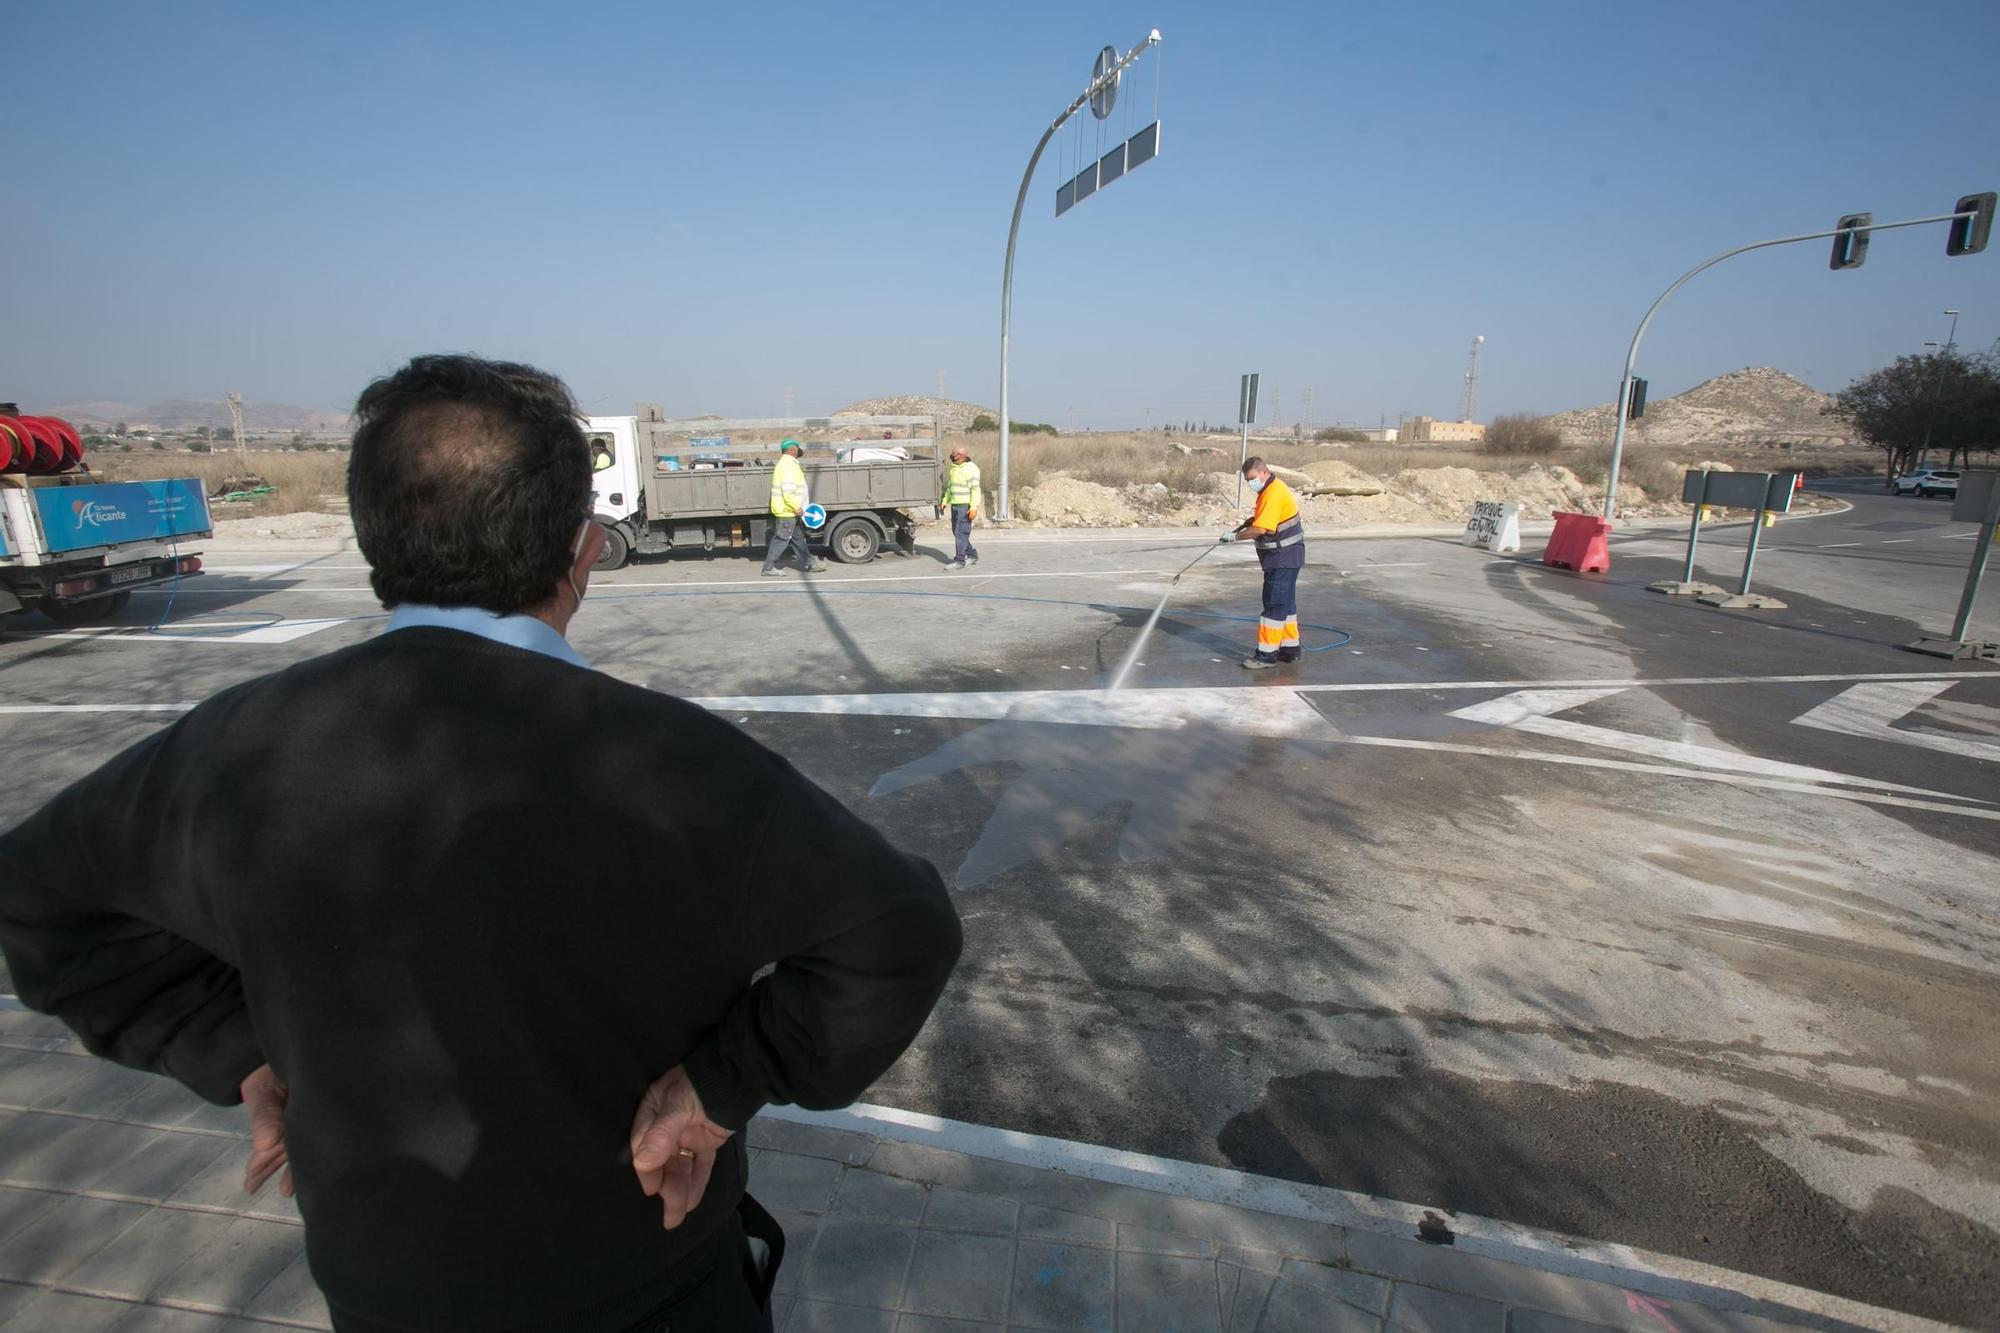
[676,1147,696,1160]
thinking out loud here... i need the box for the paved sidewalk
[0,1002,1938,1331]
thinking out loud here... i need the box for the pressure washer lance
[1171,535,1231,585]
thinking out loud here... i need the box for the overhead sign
[1678,470,1798,512]
[1054,120,1163,217]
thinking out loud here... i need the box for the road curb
[765,1100,1949,1332]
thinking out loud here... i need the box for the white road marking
[147,566,1180,596]
[1357,562,1429,568]
[1794,680,2000,763]
[1817,542,1864,549]
[0,618,354,645]
[1449,688,1960,796]
[1881,539,1914,544]
[692,686,1333,739]
[0,704,197,714]
[1295,669,1997,693]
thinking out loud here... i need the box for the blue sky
[8,0,1998,428]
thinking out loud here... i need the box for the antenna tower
[1461,336,1484,422]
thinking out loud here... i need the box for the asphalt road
[2,486,1997,1323]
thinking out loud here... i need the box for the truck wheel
[593,523,630,571]
[829,516,881,564]
[42,591,132,625]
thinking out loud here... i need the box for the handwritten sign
[1463,500,1522,553]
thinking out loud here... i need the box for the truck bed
[644,458,937,520]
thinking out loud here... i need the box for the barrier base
[1646,580,1727,597]
[1696,592,1787,611]
[1902,636,2000,661]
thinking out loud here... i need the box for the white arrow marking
[1448,688,1966,798]
[1794,680,2000,763]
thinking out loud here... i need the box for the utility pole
[1302,384,1313,435]
[1915,309,1962,471]
[1462,335,1484,422]
[783,386,795,417]
[225,392,246,464]
[936,369,947,398]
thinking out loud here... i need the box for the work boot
[1240,656,1276,671]
[1277,649,1301,663]
[968,554,979,566]
[947,560,965,571]
[809,559,828,572]
[761,568,788,578]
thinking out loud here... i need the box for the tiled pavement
[0,1004,1935,1331]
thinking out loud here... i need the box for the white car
[1892,467,1959,497]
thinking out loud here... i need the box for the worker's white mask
[1247,475,1268,493]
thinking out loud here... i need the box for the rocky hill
[835,395,996,433]
[1544,367,1854,451]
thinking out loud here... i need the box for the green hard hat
[780,438,803,453]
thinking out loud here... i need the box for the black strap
[738,1192,787,1307]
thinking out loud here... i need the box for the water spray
[1106,538,1232,692]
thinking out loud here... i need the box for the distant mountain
[48,397,349,434]
[1544,367,1854,449]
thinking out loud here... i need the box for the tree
[1482,412,1564,458]
[1314,426,1365,443]
[113,421,128,437]
[1827,348,2000,477]
[968,414,997,432]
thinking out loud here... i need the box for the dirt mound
[1299,459,1389,489]
[1013,474,1138,526]
[835,396,995,432]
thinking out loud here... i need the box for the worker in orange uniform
[1220,457,1305,669]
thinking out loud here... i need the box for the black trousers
[761,517,813,571]
[621,1194,785,1332]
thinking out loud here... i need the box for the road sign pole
[1680,472,1711,584]
[1738,509,1768,596]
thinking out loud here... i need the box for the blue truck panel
[30,479,211,554]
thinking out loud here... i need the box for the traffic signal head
[1829,212,1872,269]
[1946,192,1995,256]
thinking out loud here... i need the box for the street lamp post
[996,30,1160,523]
[1914,308,1962,472]
[1602,209,1979,520]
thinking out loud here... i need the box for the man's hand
[629,1065,733,1230]
[1219,532,1235,543]
[240,1063,294,1198]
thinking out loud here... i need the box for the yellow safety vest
[941,460,981,510]
[770,454,808,518]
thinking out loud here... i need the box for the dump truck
[580,409,943,569]
[1,405,211,624]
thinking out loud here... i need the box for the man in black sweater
[0,355,962,1331]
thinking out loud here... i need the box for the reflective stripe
[1281,616,1300,648]
[1256,618,1286,649]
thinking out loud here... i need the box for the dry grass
[941,432,1503,491]
[87,449,349,517]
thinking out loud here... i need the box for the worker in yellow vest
[1220,456,1305,669]
[940,446,981,570]
[761,439,825,577]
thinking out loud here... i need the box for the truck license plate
[107,565,156,585]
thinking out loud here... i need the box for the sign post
[1236,373,1259,507]
[1647,470,1728,597]
[1905,470,2000,660]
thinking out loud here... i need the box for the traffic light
[1829,212,1871,269]
[1627,377,1649,419]
[1946,192,1995,256]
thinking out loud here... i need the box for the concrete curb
[765,1101,1949,1333]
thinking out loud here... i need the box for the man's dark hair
[348,355,590,614]
[1242,456,1265,475]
